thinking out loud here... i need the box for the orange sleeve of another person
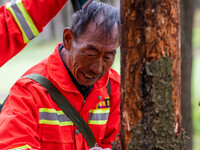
[0,0,68,67]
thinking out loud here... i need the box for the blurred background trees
[0,0,200,149]
[181,0,197,149]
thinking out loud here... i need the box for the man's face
[63,22,119,86]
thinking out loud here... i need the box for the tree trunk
[0,0,8,6]
[120,0,185,149]
[52,12,65,42]
[61,1,73,27]
[181,0,196,150]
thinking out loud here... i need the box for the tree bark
[120,0,185,149]
[181,0,196,150]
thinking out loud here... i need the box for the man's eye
[87,54,96,56]
[104,51,116,60]
[84,51,97,57]
[104,55,112,60]
[104,56,110,59]
[86,53,96,57]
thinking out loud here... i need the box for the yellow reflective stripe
[39,108,64,115]
[39,108,56,113]
[6,0,39,44]
[60,121,74,126]
[88,120,108,125]
[6,2,29,43]
[89,108,110,125]
[10,144,31,149]
[39,108,74,126]
[89,108,110,114]
[57,110,65,115]
[39,119,59,125]
[105,97,109,99]
[39,119,74,126]
[16,0,39,36]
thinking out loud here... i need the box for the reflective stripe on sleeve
[6,0,39,43]
[9,144,31,149]
[39,108,74,126]
[88,108,110,125]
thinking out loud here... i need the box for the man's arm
[0,0,67,67]
[0,80,40,149]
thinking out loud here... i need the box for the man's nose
[90,58,103,74]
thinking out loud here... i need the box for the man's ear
[63,27,74,50]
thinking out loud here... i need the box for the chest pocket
[38,108,74,144]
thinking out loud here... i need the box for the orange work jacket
[0,44,120,150]
[0,0,67,67]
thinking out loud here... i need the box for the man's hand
[89,147,111,150]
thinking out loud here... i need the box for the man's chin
[78,73,99,86]
[78,80,96,86]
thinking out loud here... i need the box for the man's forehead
[77,21,119,43]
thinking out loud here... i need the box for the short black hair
[71,1,120,39]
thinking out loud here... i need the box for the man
[0,0,68,67]
[0,1,120,150]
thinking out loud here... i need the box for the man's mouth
[82,72,96,79]
[84,74,94,79]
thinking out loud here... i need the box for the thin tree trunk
[0,0,8,6]
[52,12,65,42]
[41,21,54,42]
[181,0,196,149]
[113,0,120,9]
[120,0,185,149]
[61,1,73,27]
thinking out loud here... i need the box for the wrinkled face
[62,22,119,86]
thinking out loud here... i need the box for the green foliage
[193,27,200,48]
[191,57,200,150]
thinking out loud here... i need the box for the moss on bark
[128,56,185,150]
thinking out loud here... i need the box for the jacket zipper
[81,99,86,108]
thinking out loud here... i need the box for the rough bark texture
[128,56,186,150]
[120,0,183,149]
[180,0,196,149]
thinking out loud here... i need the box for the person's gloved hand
[89,147,111,150]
